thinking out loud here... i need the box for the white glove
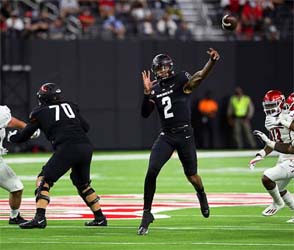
[265,115,280,130]
[253,130,276,149]
[279,113,293,129]
[0,148,8,155]
[7,130,18,142]
[31,129,40,139]
[249,155,263,170]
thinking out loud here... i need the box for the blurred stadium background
[0,0,293,152]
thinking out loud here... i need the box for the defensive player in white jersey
[249,90,294,221]
[253,92,294,223]
[0,105,39,224]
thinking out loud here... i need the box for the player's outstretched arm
[8,122,39,143]
[274,142,294,154]
[141,70,155,118]
[7,116,26,129]
[184,48,220,94]
[142,70,156,95]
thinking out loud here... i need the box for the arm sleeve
[141,94,155,118]
[10,121,39,143]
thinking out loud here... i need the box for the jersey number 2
[162,96,174,119]
[49,103,75,121]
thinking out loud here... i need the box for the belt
[163,124,190,134]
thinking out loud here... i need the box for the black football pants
[39,143,93,187]
[143,127,198,211]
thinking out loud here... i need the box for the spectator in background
[165,0,183,22]
[78,7,95,35]
[6,10,24,37]
[60,0,80,18]
[130,0,152,36]
[263,16,279,40]
[49,17,66,40]
[98,0,115,18]
[29,10,50,39]
[175,20,193,41]
[221,0,246,17]
[227,86,256,149]
[0,13,7,32]
[197,91,218,149]
[238,0,263,40]
[148,0,166,20]
[101,7,126,39]
[156,12,177,38]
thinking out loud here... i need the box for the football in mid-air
[221,15,237,31]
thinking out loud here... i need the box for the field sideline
[0,150,293,250]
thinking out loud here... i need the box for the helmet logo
[41,85,49,92]
[56,89,61,93]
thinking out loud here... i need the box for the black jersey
[10,101,90,147]
[142,71,192,129]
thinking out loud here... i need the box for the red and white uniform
[264,112,294,190]
[0,105,23,192]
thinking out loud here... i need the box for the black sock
[143,172,157,211]
[36,208,46,219]
[196,187,205,194]
[93,209,104,219]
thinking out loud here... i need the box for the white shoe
[286,217,294,223]
[262,202,285,216]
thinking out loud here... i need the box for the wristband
[256,149,266,158]
[266,140,276,149]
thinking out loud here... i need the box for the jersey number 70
[49,103,75,121]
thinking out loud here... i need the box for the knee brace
[76,183,100,207]
[35,178,53,204]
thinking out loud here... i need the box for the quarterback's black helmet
[37,83,62,105]
[151,54,174,79]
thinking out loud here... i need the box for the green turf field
[0,151,293,250]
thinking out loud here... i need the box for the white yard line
[3,150,278,164]
[1,225,293,231]
[2,240,294,246]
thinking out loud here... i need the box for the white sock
[10,209,19,218]
[282,191,294,210]
[268,186,284,206]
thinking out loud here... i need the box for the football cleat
[197,192,210,218]
[286,217,294,223]
[137,211,154,236]
[262,202,285,216]
[9,213,27,225]
[85,216,107,226]
[19,217,47,229]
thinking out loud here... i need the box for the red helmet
[262,90,285,116]
[284,93,294,112]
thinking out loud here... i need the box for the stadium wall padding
[1,38,293,150]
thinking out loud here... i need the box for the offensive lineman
[8,83,107,229]
[249,90,294,221]
[138,48,220,235]
[0,105,39,224]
